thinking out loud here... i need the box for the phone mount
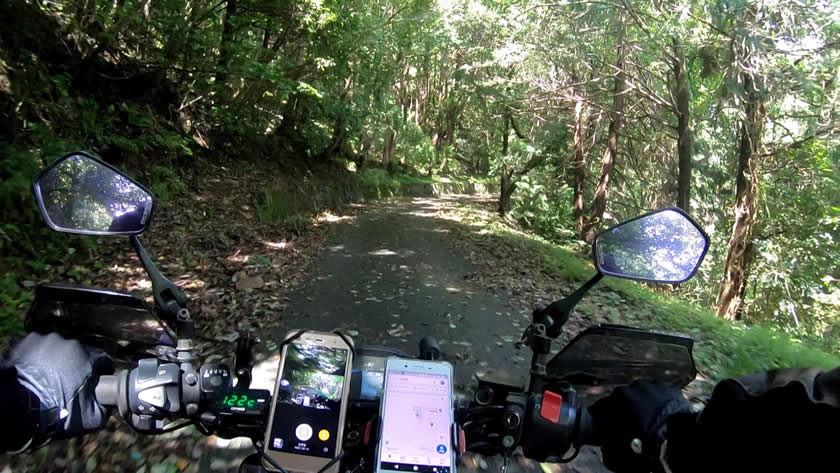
[256,329,356,473]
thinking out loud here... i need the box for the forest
[1,0,839,355]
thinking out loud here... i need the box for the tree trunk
[215,0,237,85]
[358,133,372,170]
[382,128,395,171]
[673,37,692,212]
[582,15,625,242]
[438,116,455,173]
[572,99,587,234]
[388,128,397,173]
[499,168,515,215]
[317,113,346,160]
[498,113,512,215]
[716,75,765,320]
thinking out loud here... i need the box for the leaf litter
[6,162,346,473]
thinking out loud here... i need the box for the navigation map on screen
[380,371,452,473]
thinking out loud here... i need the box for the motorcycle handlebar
[96,373,122,408]
[94,364,607,464]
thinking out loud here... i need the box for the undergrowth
[255,168,492,230]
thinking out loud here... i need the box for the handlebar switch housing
[200,364,233,397]
[521,389,578,462]
[124,358,182,432]
[501,392,528,454]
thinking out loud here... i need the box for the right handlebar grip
[95,374,121,407]
[577,407,603,447]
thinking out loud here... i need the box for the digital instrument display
[380,371,452,473]
[214,389,269,415]
[222,394,256,408]
[268,342,348,459]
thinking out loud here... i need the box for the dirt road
[243,197,608,473]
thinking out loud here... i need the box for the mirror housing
[593,208,709,283]
[33,152,154,236]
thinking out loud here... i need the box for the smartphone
[376,359,455,473]
[264,331,353,473]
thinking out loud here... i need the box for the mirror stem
[536,272,603,338]
[130,235,187,323]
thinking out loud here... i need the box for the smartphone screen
[380,370,452,473]
[268,342,348,458]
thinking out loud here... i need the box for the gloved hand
[7,333,113,449]
[589,381,691,473]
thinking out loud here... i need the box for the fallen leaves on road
[5,160,348,473]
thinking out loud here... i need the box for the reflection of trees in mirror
[39,155,151,232]
[596,210,705,282]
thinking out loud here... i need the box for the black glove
[7,333,113,449]
[589,381,691,473]
[664,368,840,473]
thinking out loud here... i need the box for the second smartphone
[264,331,354,473]
[376,358,456,473]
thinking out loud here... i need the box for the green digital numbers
[220,393,257,409]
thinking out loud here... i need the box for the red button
[364,420,372,445]
[540,391,563,423]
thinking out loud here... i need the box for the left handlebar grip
[95,373,122,407]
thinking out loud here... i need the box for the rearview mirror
[33,152,153,235]
[593,208,708,283]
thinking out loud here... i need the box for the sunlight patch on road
[227,253,250,263]
[175,274,206,290]
[262,240,289,250]
[409,210,439,217]
[316,211,354,223]
[108,264,145,275]
[368,248,417,257]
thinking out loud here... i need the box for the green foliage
[358,169,432,199]
[512,176,577,243]
[146,165,187,203]
[255,169,436,228]
[255,189,306,224]
[0,274,29,345]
